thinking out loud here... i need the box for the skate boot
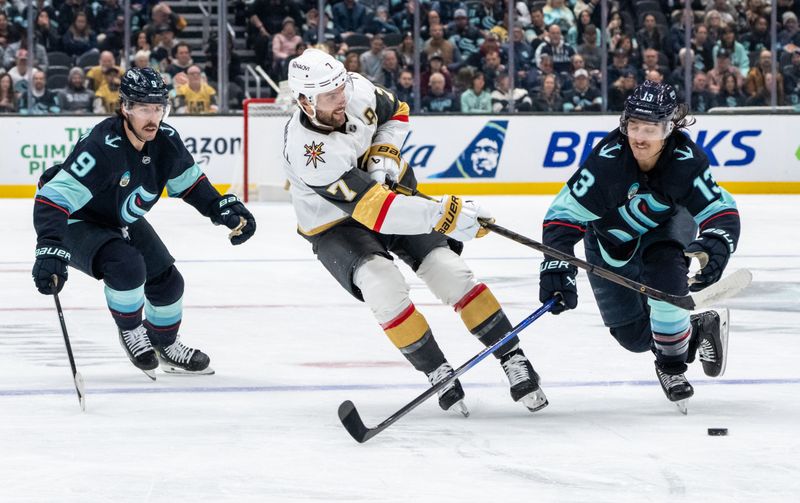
[500,348,548,412]
[691,309,730,378]
[118,325,158,381]
[655,361,694,415]
[155,336,214,375]
[426,363,469,417]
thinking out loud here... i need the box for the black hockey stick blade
[337,300,556,443]
[338,400,373,443]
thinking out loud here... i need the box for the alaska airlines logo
[431,120,508,178]
[121,186,157,224]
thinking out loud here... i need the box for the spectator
[203,30,243,87]
[492,73,534,112]
[691,72,715,112]
[713,26,749,77]
[505,23,535,75]
[332,0,369,37]
[473,0,505,37]
[272,17,302,75]
[704,10,725,45]
[375,48,401,91]
[151,24,178,66]
[132,49,154,70]
[343,50,361,72]
[706,0,738,26]
[0,12,20,45]
[461,71,493,113]
[646,69,665,83]
[0,72,17,112]
[424,23,457,65]
[395,69,415,109]
[145,2,188,39]
[86,50,118,91]
[668,48,699,94]
[607,48,636,84]
[33,9,59,52]
[639,48,669,82]
[608,71,637,111]
[55,0,93,39]
[420,9,440,41]
[359,35,385,82]
[740,15,771,53]
[421,71,459,112]
[247,0,302,70]
[692,24,715,73]
[133,30,151,54]
[302,10,341,46]
[525,7,548,50]
[392,2,415,34]
[530,73,560,111]
[420,54,454,95]
[707,48,743,93]
[543,0,575,32]
[3,33,48,70]
[98,13,126,54]
[534,24,575,74]
[166,42,193,78]
[577,24,601,69]
[779,12,799,47]
[95,0,125,34]
[397,32,415,68]
[92,65,121,114]
[57,67,94,113]
[368,6,400,35]
[636,13,668,54]
[477,48,503,90]
[62,11,97,57]
[6,48,29,89]
[782,48,800,106]
[173,65,218,114]
[18,69,60,114]
[745,71,784,105]
[278,41,306,80]
[562,68,601,111]
[715,71,747,107]
[448,9,483,64]
[567,9,600,47]
[745,49,784,98]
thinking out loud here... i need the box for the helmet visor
[312,74,353,109]
[621,116,671,141]
[123,101,171,121]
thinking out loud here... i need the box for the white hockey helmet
[288,48,350,106]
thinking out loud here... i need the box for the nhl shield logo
[120,171,131,187]
[142,156,151,164]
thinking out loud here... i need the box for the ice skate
[655,362,694,415]
[155,336,214,375]
[426,363,469,417]
[692,308,730,378]
[500,348,548,412]
[118,325,158,381]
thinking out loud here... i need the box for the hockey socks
[454,283,518,357]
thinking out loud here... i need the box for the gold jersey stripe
[352,183,393,230]
[458,286,502,331]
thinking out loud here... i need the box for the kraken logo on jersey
[304,141,326,168]
[431,120,508,178]
[121,186,158,224]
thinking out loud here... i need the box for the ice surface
[1,196,798,502]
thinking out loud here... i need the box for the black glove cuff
[540,259,577,275]
[698,228,735,255]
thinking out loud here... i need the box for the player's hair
[671,103,696,133]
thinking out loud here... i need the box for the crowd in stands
[0,0,219,114]
[1,0,800,115]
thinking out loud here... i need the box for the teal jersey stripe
[544,185,601,224]
[618,205,649,235]
[36,170,93,214]
[693,188,738,225]
[167,163,203,197]
[104,284,145,313]
[145,297,183,327]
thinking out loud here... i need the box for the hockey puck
[707,428,728,436]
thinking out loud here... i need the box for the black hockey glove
[32,242,70,295]
[539,259,578,314]
[684,228,735,292]
[209,194,256,245]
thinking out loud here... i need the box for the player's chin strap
[385,180,751,311]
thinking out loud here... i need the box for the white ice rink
[1,195,798,502]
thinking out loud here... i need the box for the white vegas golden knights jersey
[282,72,444,237]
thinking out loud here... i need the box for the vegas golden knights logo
[303,141,326,168]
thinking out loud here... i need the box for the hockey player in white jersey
[283,48,547,415]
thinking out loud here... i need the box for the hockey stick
[387,182,752,311]
[51,276,86,412]
[338,298,557,443]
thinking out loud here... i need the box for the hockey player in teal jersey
[538,81,740,412]
[32,67,256,379]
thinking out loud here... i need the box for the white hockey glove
[366,144,402,184]
[431,195,493,242]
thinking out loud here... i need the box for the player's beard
[316,107,346,129]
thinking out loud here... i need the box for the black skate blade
[141,368,157,381]
[338,400,375,443]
